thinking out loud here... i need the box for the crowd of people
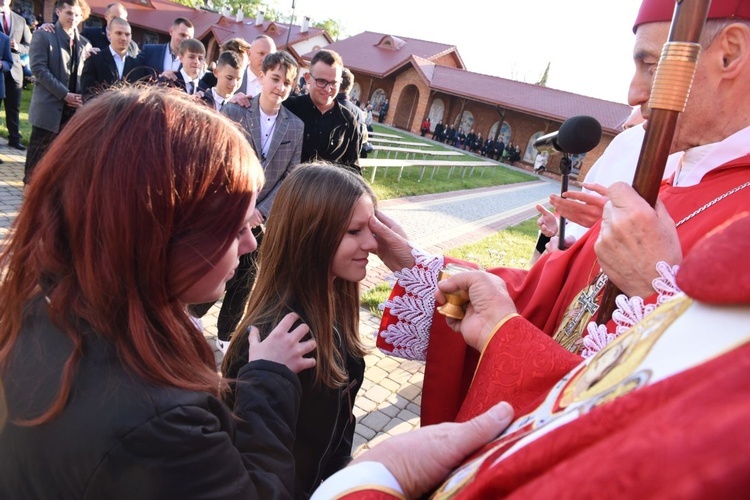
[428,119,523,162]
[1,0,750,498]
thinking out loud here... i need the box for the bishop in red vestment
[374,0,750,426]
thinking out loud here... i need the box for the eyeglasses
[308,73,340,90]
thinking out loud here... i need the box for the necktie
[68,34,79,93]
[3,13,8,35]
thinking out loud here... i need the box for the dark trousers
[3,73,21,145]
[24,107,76,185]
[191,226,264,341]
[24,126,57,185]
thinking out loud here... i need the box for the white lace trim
[581,323,616,359]
[581,261,681,358]
[652,261,681,305]
[378,249,443,361]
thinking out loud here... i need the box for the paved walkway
[0,136,560,456]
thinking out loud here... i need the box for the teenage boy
[160,38,204,94]
[194,51,303,353]
[201,51,242,111]
[197,37,249,92]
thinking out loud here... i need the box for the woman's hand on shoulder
[247,313,316,373]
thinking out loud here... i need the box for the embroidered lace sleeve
[377,249,444,361]
[581,261,681,358]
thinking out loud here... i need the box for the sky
[268,0,644,104]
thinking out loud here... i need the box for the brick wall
[323,69,618,178]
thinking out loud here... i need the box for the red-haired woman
[0,87,315,498]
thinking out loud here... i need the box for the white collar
[211,88,226,105]
[109,45,126,60]
[675,125,750,186]
[180,68,197,86]
[259,106,279,122]
[246,67,260,82]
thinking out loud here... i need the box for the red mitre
[676,211,750,304]
[634,0,750,32]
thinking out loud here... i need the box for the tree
[171,0,206,8]
[174,0,277,21]
[170,0,335,43]
[536,62,551,87]
[314,18,343,41]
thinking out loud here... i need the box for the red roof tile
[424,61,631,132]
[318,31,465,76]
[86,0,330,48]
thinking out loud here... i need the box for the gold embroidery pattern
[553,272,608,352]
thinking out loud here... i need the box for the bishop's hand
[368,211,415,271]
[436,271,517,352]
[595,182,682,298]
[550,182,609,228]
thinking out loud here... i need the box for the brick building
[319,31,633,178]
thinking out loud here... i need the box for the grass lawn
[360,217,539,316]
[0,85,32,146]
[367,123,536,200]
[367,163,534,200]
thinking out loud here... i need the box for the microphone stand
[557,154,572,250]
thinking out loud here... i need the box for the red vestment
[378,158,750,425]
[344,314,750,498]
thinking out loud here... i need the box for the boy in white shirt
[201,51,243,111]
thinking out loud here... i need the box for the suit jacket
[223,98,304,217]
[81,26,139,58]
[337,94,369,144]
[1,10,31,86]
[135,43,169,79]
[0,32,13,99]
[201,88,228,112]
[80,48,139,101]
[28,23,91,133]
[158,70,199,95]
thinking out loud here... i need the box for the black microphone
[533,115,602,155]
[533,115,602,251]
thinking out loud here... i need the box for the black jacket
[225,325,365,499]
[80,48,140,101]
[283,94,363,173]
[0,298,301,499]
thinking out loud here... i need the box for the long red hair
[0,87,263,424]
